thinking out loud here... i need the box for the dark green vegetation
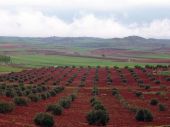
[150,99,159,106]
[0,55,11,64]
[0,101,15,113]
[135,109,153,122]
[46,104,63,115]
[14,97,29,106]
[34,112,54,127]
[158,103,167,111]
[87,97,109,126]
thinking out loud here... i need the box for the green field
[10,55,164,68]
[0,65,22,72]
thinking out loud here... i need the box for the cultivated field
[11,55,164,68]
[0,65,170,127]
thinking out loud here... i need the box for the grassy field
[0,65,22,72]
[10,55,163,68]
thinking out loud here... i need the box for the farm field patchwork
[0,65,170,126]
[10,55,165,68]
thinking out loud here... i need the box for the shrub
[34,112,54,127]
[135,109,153,122]
[14,97,28,106]
[16,90,23,96]
[154,80,160,84]
[59,98,71,108]
[45,92,51,98]
[23,90,31,96]
[90,97,96,103]
[91,100,101,107]
[0,101,15,113]
[49,90,56,97]
[28,94,40,102]
[69,94,76,101]
[41,93,47,100]
[158,103,166,111]
[112,88,119,96]
[86,110,109,126]
[93,103,106,111]
[46,104,63,115]
[166,77,170,81]
[135,91,143,97]
[53,87,64,93]
[144,85,150,90]
[92,87,99,96]
[150,99,159,106]
[5,89,15,98]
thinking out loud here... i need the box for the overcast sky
[0,0,170,38]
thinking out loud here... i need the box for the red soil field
[0,65,170,126]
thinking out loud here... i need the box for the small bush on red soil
[150,99,159,106]
[90,97,97,103]
[5,89,15,97]
[94,103,106,111]
[91,100,101,107]
[46,92,51,98]
[23,90,31,96]
[0,101,15,113]
[53,86,64,93]
[69,94,76,101]
[135,108,153,122]
[135,91,143,97]
[87,109,109,126]
[49,90,57,97]
[41,93,48,100]
[144,85,151,90]
[34,112,54,127]
[158,103,166,111]
[46,104,63,115]
[92,86,99,96]
[154,80,160,84]
[28,94,40,102]
[14,97,29,106]
[112,88,119,96]
[59,98,71,109]
[166,77,170,81]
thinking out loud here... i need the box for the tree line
[0,55,11,63]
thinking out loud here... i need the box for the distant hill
[0,36,170,50]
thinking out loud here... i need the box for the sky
[0,0,170,38]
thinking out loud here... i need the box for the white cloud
[0,0,170,11]
[0,9,170,38]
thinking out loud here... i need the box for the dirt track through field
[55,88,96,127]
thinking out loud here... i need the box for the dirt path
[55,88,96,127]
[99,89,139,127]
